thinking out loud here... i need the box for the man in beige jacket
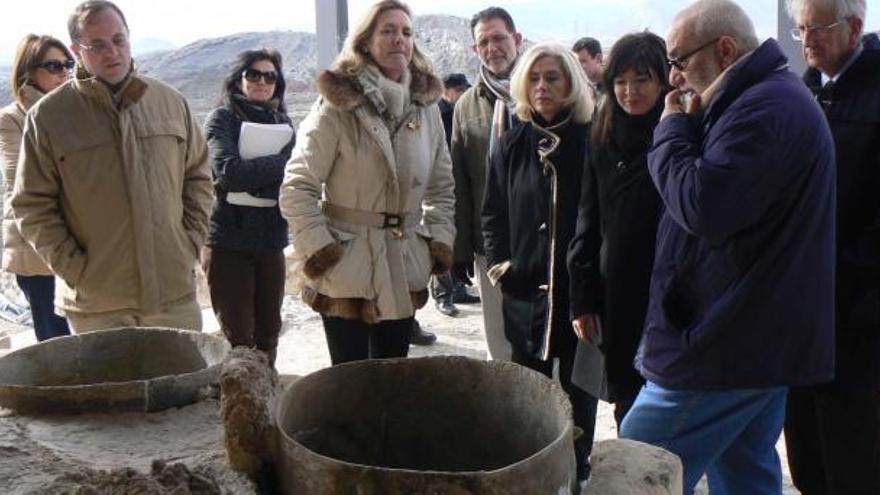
[11,0,212,332]
[451,7,522,361]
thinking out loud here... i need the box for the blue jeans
[620,381,786,495]
[16,275,70,342]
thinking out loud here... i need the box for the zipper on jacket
[535,128,562,362]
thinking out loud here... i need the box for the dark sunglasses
[242,68,278,84]
[38,59,76,74]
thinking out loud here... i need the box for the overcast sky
[1,0,878,64]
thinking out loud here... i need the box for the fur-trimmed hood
[316,64,443,111]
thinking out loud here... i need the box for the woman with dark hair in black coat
[203,49,295,366]
[567,32,670,427]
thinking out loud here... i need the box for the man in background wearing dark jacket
[619,1,836,493]
[427,73,477,319]
[783,1,880,493]
[439,73,470,146]
[571,37,604,109]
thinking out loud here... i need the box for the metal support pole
[316,0,349,71]
[778,0,806,75]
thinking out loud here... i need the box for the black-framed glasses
[790,19,845,42]
[242,68,278,84]
[667,37,721,71]
[37,59,76,74]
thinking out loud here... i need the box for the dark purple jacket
[636,39,836,390]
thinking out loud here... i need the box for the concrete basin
[275,356,578,494]
[0,327,230,413]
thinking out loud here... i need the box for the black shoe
[435,298,459,317]
[410,320,437,346]
[452,287,481,304]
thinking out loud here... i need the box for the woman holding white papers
[203,49,295,366]
[280,0,455,364]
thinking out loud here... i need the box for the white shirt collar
[821,42,864,86]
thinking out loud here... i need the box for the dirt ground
[0,286,797,494]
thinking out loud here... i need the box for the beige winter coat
[11,71,213,315]
[450,82,494,264]
[0,85,51,275]
[280,65,455,322]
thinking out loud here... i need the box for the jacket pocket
[403,232,432,292]
[662,249,739,349]
[135,119,189,192]
[317,226,372,299]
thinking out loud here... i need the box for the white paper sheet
[229,122,294,207]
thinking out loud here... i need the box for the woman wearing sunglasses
[0,34,74,342]
[280,0,455,364]
[203,49,295,367]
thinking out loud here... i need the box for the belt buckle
[383,213,402,228]
[383,213,404,239]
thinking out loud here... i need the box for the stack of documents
[227,122,294,207]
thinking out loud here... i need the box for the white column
[778,0,806,75]
[316,0,349,72]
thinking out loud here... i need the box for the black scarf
[609,99,664,162]
[230,93,283,124]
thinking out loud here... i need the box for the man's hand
[572,313,602,344]
[661,89,702,120]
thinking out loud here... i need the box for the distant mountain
[132,38,178,56]
[0,66,10,108]
[136,14,478,124]
[138,30,319,123]
[0,15,479,123]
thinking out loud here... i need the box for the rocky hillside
[0,14,479,125]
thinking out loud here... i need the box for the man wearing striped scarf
[450,6,521,361]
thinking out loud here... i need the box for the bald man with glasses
[618,1,837,492]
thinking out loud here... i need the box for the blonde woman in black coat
[481,42,596,482]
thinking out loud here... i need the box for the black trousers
[785,385,880,495]
[205,247,286,364]
[511,345,598,480]
[321,315,413,365]
[16,275,70,342]
[430,272,456,301]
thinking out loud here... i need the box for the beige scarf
[359,64,412,126]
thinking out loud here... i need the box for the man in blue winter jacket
[619,0,836,493]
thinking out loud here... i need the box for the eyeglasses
[37,59,76,75]
[242,68,278,84]
[667,37,720,71]
[78,35,129,55]
[790,19,845,41]
[475,33,513,50]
